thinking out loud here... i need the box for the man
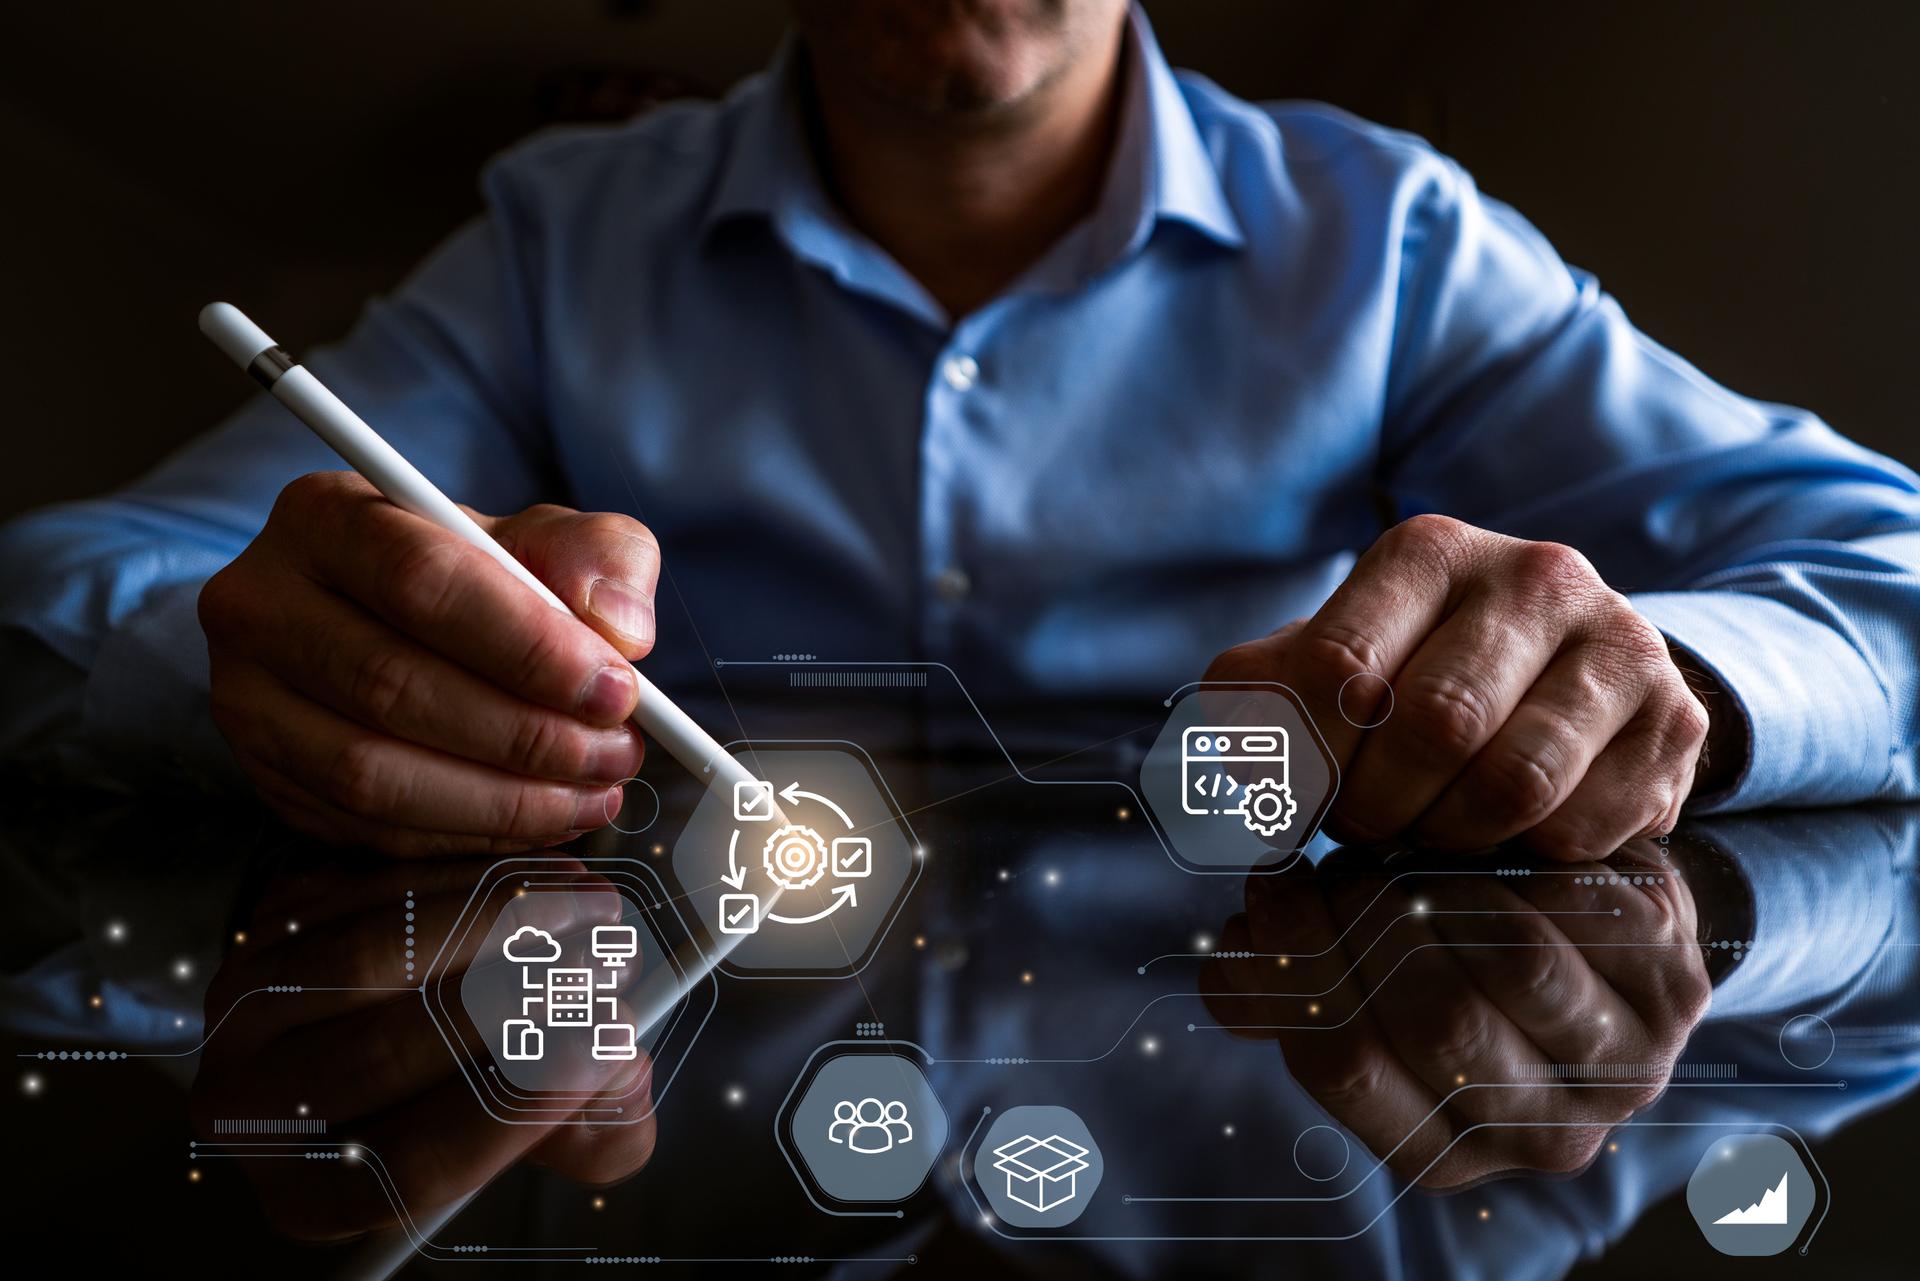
[2,0,1917,857]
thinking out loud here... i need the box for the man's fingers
[274,473,641,727]
[1334,586,1561,841]
[481,505,661,660]
[248,581,646,785]
[1413,642,1642,850]
[218,663,622,847]
[1208,516,1475,767]
[1273,522,1468,767]
[1519,697,1705,862]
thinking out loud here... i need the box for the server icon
[544,968,594,1025]
[1181,726,1298,836]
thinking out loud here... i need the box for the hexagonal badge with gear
[778,1047,947,1207]
[1139,686,1337,869]
[671,744,920,977]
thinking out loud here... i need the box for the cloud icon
[502,925,562,964]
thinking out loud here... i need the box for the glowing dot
[1306,1002,1321,1016]
[21,1073,44,1096]
[173,958,194,981]
[1043,869,1061,887]
[1607,1141,1619,1153]
[232,931,247,945]
[1141,1036,1160,1055]
[342,1146,361,1162]
[1222,1123,1236,1138]
[912,935,927,950]
[1193,934,1214,953]
[724,1085,746,1107]
[997,869,1010,882]
[1020,971,1034,985]
[1598,1012,1610,1025]
[188,1168,202,1183]
[1116,807,1131,821]
[1276,955,1290,968]
[591,1196,606,1211]
[286,920,300,934]
[651,844,665,856]
[1413,900,1429,914]
[105,920,127,943]
[1454,1074,1467,1086]
[514,888,527,897]
[296,1103,310,1117]
[980,1213,994,1227]
[89,993,104,1009]
[173,1016,185,1028]
[1477,1207,1491,1222]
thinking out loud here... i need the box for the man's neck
[801,23,1129,322]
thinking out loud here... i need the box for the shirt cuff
[1630,590,1893,811]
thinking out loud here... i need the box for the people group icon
[828,1097,914,1155]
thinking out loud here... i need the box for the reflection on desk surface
[5,754,1918,1279]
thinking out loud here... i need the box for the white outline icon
[1181,726,1297,835]
[991,1134,1091,1213]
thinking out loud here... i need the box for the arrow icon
[721,830,747,890]
[778,782,856,830]
[764,881,859,926]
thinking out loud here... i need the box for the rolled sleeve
[1632,589,1893,811]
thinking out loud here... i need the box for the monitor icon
[592,924,640,967]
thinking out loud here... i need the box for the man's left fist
[1205,515,1723,859]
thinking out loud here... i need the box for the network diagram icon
[497,924,639,1063]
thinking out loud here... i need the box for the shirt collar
[701,5,1243,300]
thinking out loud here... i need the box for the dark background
[1,5,1915,1274]
[1,0,1916,523]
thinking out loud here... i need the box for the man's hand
[200,471,660,856]
[1205,515,1715,860]
[1202,843,1710,1188]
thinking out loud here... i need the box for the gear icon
[1239,778,1297,837]
[762,823,830,891]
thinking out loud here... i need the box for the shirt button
[941,353,979,392]
[933,566,972,601]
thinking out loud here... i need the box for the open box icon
[990,1133,1092,1213]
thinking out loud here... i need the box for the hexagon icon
[783,1051,947,1204]
[427,856,716,1127]
[1686,1133,1815,1256]
[461,886,684,1095]
[671,745,919,977]
[973,1105,1104,1228]
[1139,687,1337,868]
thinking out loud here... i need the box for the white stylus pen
[198,301,755,797]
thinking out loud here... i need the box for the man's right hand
[199,471,660,856]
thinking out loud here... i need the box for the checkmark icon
[718,892,761,935]
[831,836,872,879]
[733,779,775,822]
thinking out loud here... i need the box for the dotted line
[853,1022,887,1037]
[404,888,417,979]
[32,1049,129,1060]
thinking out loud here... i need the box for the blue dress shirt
[2,5,1917,811]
